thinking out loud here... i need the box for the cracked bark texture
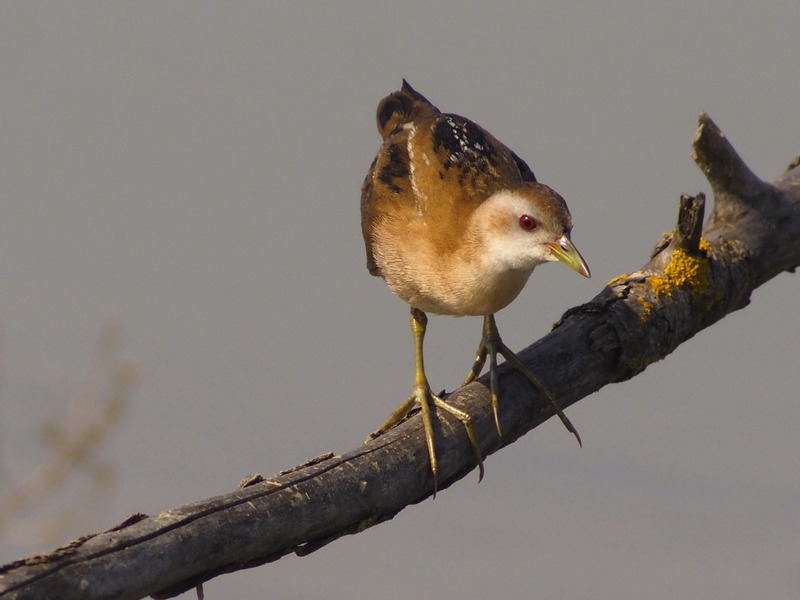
[1,114,798,600]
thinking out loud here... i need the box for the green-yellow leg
[463,314,581,446]
[369,308,485,496]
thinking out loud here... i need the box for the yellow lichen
[639,237,713,320]
[654,239,711,295]
[663,246,710,291]
[698,238,713,254]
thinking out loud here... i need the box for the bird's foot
[467,314,581,446]
[366,386,485,497]
[462,315,503,435]
[462,343,488,387]
[495,343,581,447]
[365,394,417,442]
[426,389,485,494]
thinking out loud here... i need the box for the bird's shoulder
[362,108,537,210]
[413,111,536,199]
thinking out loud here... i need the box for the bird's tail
[375,80,440,140]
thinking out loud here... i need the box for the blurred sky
[1,2,799,598]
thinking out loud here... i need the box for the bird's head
[476,183,591,278]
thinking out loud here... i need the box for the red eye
[518,214,537,231]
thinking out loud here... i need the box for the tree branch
[2,114,798,600]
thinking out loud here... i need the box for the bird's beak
[548,235,591,278]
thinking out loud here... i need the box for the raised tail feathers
[375,79,440,139]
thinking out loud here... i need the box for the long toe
[498,343,581,446]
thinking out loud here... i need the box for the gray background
[2,3,799,598]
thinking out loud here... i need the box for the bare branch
[1,115,798,600]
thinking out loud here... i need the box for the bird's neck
[436,225,534,316]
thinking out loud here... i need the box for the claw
[467,314,581,445]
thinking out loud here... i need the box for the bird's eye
[518,214,537,231]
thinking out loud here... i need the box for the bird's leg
[408,308,440,493]
[366,309,433,442]
[367,307,484,495]
[476,314,581,446]
[410,309,485,493]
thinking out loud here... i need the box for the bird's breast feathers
[369,206,535,316]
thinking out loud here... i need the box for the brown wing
[510,149,537,183]
[361,82,537,275]
[363,82,438,276]
[360,132,415,276]
[414,112,533,203]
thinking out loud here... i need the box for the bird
[361,80,590,494]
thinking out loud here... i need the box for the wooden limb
[1,114,798,600]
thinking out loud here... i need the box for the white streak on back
[405,124,425,213]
